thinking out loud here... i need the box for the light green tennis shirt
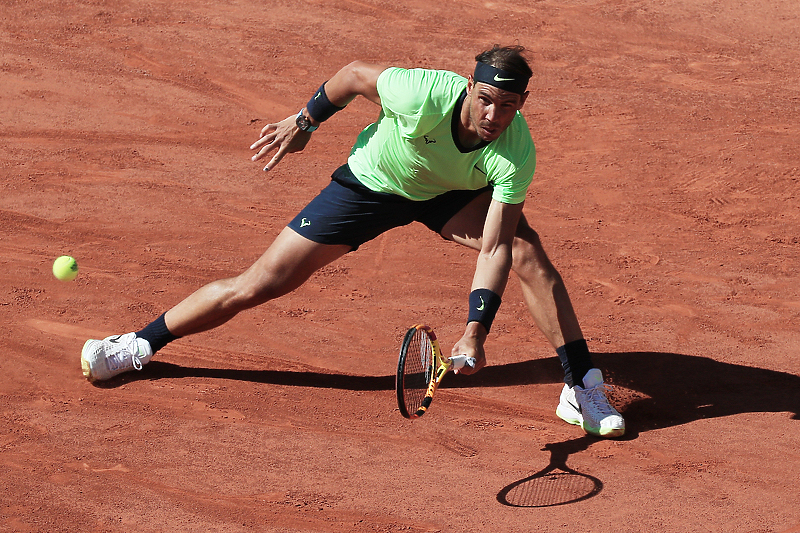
[347,67,536,204]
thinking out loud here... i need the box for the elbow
[336,61,384,105]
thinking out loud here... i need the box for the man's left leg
[439,192,624,438]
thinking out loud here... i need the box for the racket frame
[396,324,453,419]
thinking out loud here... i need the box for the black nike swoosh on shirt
[473,164,486,175]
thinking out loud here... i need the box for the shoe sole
[80,339,97,382]
[585,425,625,438]
[556,404,582,426]
[557,404,625,438]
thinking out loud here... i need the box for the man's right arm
[250,61,388,171]
[316,60,387,109]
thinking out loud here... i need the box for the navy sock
[556,339,594,388]
[136,313,180,354]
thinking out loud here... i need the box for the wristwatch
[295,109,318,132]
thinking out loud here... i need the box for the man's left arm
[452,198,524,375]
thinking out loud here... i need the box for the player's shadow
[101,361,396,391]
[111,351,799,435]
[452,351,800,436]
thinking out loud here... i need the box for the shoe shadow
[108,351,800,435]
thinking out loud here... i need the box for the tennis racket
[396,324,475,419]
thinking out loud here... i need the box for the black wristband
[305,82,346,123]
[467,288,502,333]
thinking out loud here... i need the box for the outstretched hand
[250,114,312,171]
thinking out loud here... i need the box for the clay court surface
[2,0,799,531]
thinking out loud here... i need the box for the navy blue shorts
[287,164,490,250]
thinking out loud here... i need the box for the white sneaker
[81,333,153,382]
[556,368,625,438]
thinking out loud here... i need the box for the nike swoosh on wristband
[477,296,485,311]
[494,74,515,82]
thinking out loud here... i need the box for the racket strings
[401,330,434,413]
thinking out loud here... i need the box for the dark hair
[475,45,532,79]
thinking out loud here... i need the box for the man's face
[465,78,529,142]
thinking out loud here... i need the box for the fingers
[259,122,277,136]
[250,140,277,166]
[250,127,288,171]
[250,125,279,161]
[251,122,278,149]
[249,115,311,171]
[263,149,287,172]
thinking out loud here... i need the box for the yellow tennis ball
[53,255,79,281]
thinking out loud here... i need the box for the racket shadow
[497,435,603,508]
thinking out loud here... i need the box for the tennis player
[81,45,625,438]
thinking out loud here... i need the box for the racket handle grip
[449,355,476,371]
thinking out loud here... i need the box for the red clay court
[1,1,799,531]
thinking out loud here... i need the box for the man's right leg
[164,227,351,337]
[81,228,351,382]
